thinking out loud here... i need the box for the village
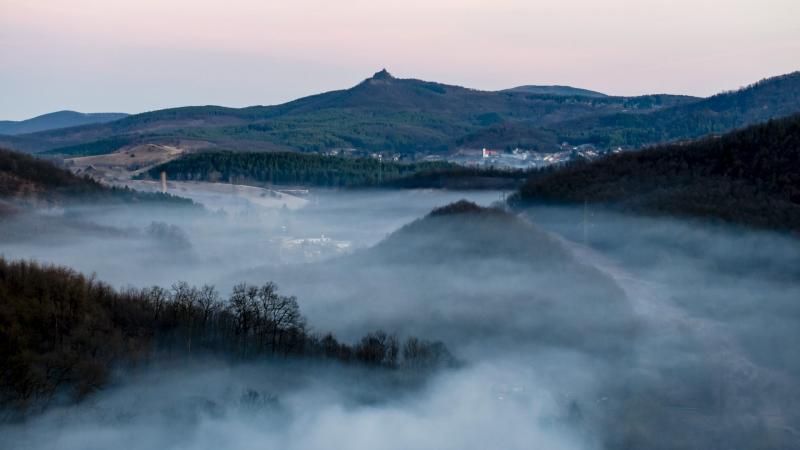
[443,144,616,169]
[323,143,621,170]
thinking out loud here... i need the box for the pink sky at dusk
[1,0,798,119]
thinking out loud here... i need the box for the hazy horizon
[2,0,799,120]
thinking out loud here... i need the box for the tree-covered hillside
[3,70,699,155]
[266,201,636,354]
[5,70,799,157]
[553,71,800,148]
[515,114,800,232]
[0,258,451,414]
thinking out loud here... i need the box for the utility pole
[161,171,167,194]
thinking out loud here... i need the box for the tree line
[141,151,461,187]
[0,258,452,416]
[141,150,539,190]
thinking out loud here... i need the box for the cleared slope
[0,147,192,214]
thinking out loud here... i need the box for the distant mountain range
[1,69,799,157]
[0,111,128,136]
[515,113,800,232]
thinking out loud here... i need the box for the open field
[66,144,185,182]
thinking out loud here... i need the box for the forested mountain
[515,114,800,232]
[0,258,451,414]
[4,70,798,157]
[503,85,608,97]
[0,111,128,136]
[554,71,800,147]
[0,147,191,214]
[1,70,697,155]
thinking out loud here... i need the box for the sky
[1,0,799,120]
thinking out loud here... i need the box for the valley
[4,70,799,165]
[2,77,799,448]
[2,177,798,449]
[1,6,799,446]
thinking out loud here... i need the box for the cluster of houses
[444,144,618,169]
[274,234,352,263]
[322,143,622,169]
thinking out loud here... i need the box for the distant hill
[4,70,800,157]
[1,70,698,155]
[0,111,128,136]
[0,147,191,214]
[554,71,800,148]
[503,85,608,98]
[256,201,636,353]
[515,114,800,232]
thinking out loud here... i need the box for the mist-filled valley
[0,189,501,288]
[2,180,799,449]
[4,0,800,446]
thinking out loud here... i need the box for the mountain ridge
[553,71,800,148]
[2,69,798,157]
[0,110,128,136]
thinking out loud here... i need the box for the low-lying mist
[523,204,800,448]
[0,189,503,288]
[2,357,595,450]
[2,188,799,449]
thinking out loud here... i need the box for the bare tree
[196,284,221,327]
[145,286,169,322]
[256,283,304,354]
[356,331,399,367]
[228,283,259,356]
